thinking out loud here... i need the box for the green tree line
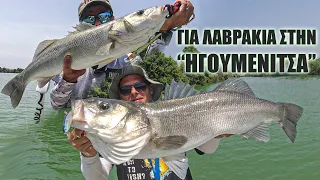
[0,67,24,73]
[88,46,238,98]
[88,45,320,98]
[308,58,320,75]
[137,46,238,87]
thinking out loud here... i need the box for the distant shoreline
[0,67,24,73]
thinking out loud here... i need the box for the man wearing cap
[51,0,195,108]
[67,64,224,180]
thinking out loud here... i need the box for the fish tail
[1,75,26,109]
[279,103,303,143]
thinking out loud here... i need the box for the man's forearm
[81,153,112,180]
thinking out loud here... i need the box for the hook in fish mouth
[163,2,195,24]
[164,2,181,18]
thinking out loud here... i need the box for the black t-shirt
[115,159,193,180]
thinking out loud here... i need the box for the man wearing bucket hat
[108,65,164,102]
[67,64,227,180]
[50,0,202,179]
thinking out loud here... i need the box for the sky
[0,0,319,68]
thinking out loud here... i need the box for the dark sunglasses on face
[82,11,113,25]
[119,82,148,96]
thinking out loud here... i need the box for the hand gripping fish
[1,5,171,109]
[64,78,304,166]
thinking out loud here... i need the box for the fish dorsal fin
[33,40,57,59]
[214,78,255,97]
[163,79,204,100]
[241,123,270,142]
[68,22,95,35]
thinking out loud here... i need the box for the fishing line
[24,100,29,131]
[34,93,44,124]
[34,80,51,124]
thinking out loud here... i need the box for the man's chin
[133,99,144,102]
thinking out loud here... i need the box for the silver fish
[1,6,169,108]
[65,78,303,165]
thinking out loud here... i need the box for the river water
[0,73,319,180]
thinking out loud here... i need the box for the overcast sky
[0,0,319,68]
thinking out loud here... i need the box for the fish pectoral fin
[214,78,255,97]
[37,77,54,90]
[241,123,270,142]
[151,135,188,150]
[33,40,57,59]
[96,42,115,56]
[90,131,152,165]
[163,154,189,180]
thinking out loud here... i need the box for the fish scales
[65,78,303,165]
[135,91,282,158]
[2,6,169,108]
[26,27,109,80]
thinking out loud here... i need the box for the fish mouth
[147,6,169,20]
[71,99,98,123]
[71,99,85,121]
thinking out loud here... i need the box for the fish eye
[98,101,110,111]
[137,10,144,15]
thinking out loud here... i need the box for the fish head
[108,6,169,47]
[123,6,168,30]
[71,98,151,143]
[78,98,128,129]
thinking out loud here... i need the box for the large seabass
[2,6,169,109]
[64,78,304,165]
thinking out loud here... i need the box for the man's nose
[95,19,101,26]
[130,87,139,94]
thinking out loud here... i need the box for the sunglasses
[82,12,113,25]
[119,82,148,96]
